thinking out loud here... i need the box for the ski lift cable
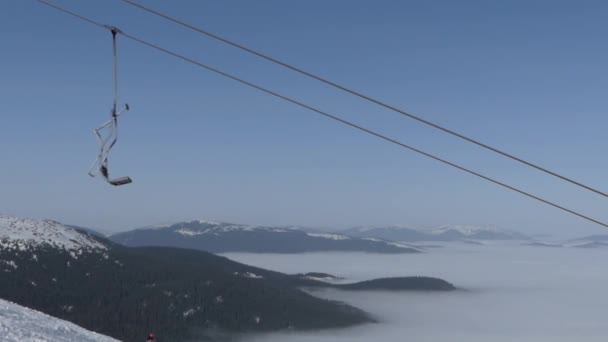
[36,0,608,229]
[119,0,608,199]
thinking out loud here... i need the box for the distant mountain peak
[0,215,107,253]
[430,224,501,235]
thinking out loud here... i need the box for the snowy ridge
[0,298,119,342]
[348,225,415,233]
[142,219,295,236]
[112,220,423,253]
[0,215,107,253]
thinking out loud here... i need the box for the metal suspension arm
[88,27,132,186]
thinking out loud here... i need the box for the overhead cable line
[119,0,608,199]
[36,0,608,229]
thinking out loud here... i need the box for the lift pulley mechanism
[88,27,132,186]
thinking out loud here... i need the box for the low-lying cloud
[223,242,608,342]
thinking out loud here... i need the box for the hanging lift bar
[88,27,132,186]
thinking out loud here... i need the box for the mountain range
[523,235,608,249]
[0,215,453,341]
[342,224,529,242]
[110,220,422,254]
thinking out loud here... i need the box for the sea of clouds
[223,242,608,342]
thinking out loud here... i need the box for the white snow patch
[234,271,264,279]
[1,260,18,270]
[0,299,118,342]
[175,228,207,236]
[183,306,200,318]
[306,233,350,240]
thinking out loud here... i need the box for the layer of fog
[223,242,608,342]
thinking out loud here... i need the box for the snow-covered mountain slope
[0,299,118,342]
[111,220,421,254]
[0,215,107,253]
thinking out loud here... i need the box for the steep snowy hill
[0,215,107,253]
[344,224,529,242]
[0,299,118,342]
[111,220,421,253]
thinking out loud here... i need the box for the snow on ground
[306,233,350,240]
[0,215,107,253]
[175,228,207,236]
[234,271,264,279]
[0,298,119,342]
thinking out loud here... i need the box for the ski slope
[0,298,119,342]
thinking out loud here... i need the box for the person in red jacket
[146,333,155,341]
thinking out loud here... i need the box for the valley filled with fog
[224,242,608,342]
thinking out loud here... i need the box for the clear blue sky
[1,0,607,236]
